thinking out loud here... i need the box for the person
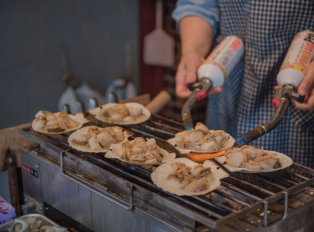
[172,0,314,168]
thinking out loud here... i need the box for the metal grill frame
[19,114,314,231]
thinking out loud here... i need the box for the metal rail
[60,150,134,211]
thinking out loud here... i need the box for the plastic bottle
[277,30,314,87]
[197,35,244,88]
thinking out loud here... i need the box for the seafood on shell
[101,103,143,123]
[151,158,229,196]
[32,110,86,134]
[168,123,234,153]
[216,145,293,173]
[92,102,151,125]
[105,137,176,165]
[165,162,214,192]
[116,137,164,164]
[8,218,30,232]
[68,126,131,153]
[224,146,282,170]
[7,216,67,232]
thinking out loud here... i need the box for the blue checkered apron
[206,0,314,168]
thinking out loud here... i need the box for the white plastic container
[277,30,314,87]
[197,36,244,88]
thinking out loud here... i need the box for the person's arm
[176,17,222,98]
[172,0,221,98]
[180,16,213,58]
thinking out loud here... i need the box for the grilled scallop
[112,127,125,141]
[145,158,158,164]
[191,165,203,178]
[173,123,228,152]
[185,177,209,192]
[116,137,166,164]
[195,122,209,134]
[88,133,101,150]
[58,110,78,129]
[130,154,147,163]
[71,134,88,146]
[111,114,123,122]
[167,173,192,189]
[97,132,116,148]
[33,116,47,131]
[36,110,57,121]
[43,120,62,132]
[103,104,144,123]
[70,126,127,151]
[146,150,162,162]
[132,146,145,154]
[226,151,248,168]
[224,145,282,170]
[127,106,142,117]
[123,116,136,123]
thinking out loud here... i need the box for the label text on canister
[204,36,243,78]
[280,30,314,72]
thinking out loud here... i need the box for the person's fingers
[175,61,191,98]
[274,85,281,90]
[208,87,223,95]
[186,63,198,84]
[177,59,186,72]
[176,88,193,98]
[175,80,192,98]
[185,55,203,84]
[175,53,204,98]
[297,61,314,96]
[293,88,314,111]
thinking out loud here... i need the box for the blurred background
[0,0,208,130]
[0,0,208,203]
[0,0,140,129]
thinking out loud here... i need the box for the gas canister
[197,36,244,88]
[277,30,314,87]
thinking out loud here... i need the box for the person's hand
[274,61,314,111]
[175,51,223,98]
[294,61,314,111]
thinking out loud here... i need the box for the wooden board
[119,93,151,106]
[0,123,34,171]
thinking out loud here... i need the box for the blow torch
[236,29,314,146]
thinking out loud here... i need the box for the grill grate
[19,114,314,230]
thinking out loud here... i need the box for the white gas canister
[277,30,314,87]
[197,36,244,88]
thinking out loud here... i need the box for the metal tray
[0,214,60,231]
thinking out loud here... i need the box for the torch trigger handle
[297,95,305,103]
[188,83,203,91]
[272,97,280,109]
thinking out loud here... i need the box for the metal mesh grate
[19,114,314,230]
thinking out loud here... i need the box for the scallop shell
[90,102,151,125]
[105,143,176,166]
[32,111,88,135]
[68,126,131,153]
[8,218,30,232]
[168,130,235,154]
[151,158,228,196]
[215,150,293,173]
